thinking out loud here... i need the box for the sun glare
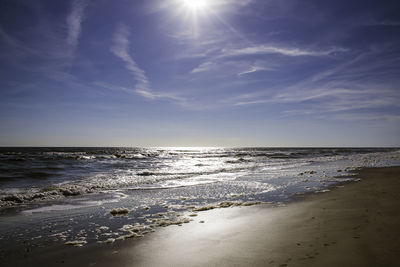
[182,0,209,11]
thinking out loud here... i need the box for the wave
[0,147,398,208]
[0,163,252,207]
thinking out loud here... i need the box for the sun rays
[181,0,210,11]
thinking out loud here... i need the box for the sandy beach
[2,166,400,267]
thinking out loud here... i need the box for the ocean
[0,147,399,249]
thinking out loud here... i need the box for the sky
[0,0,399,147]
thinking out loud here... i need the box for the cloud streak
[135,89,186,101]
[109,24,190,104]
[94,81,188,106]
[220,45,347,58]
[232,85,400,124]
[227,45,400,124]
[237,65,272,76]
[0,1,90,83]
[189,44,347,74]
[110,24,150,91]
[67,0,90,51]
[233,81,400,122]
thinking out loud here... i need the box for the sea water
[0,147,399,248]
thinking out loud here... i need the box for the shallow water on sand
[0,147,399,251]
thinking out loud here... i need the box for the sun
[182,0,209,11]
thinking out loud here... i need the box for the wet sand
[3,167,400,267]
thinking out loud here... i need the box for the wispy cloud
[95,80,186,104]
[67,0,90,51]
[191,62,216,74]
[110,24,150,91]
[233,85,400,124]
[188,44,347,75]
[135,89,186,102]
[0,28,37,57]
[227,45,400,123]
[0,0,91,83]
[237,65,273,76]
[233,75,399,106]
[109,24,192,104]
[93,82,134,94]
[190,57,276,76]
[220,45,347,58]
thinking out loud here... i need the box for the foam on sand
[193,200,264,212]
[104,238,115,244]
[109,208,130,215]
[65,240,87,247]
[105,167,400,267]
[96,226,110,233]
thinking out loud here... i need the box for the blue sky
[0,0,399,147]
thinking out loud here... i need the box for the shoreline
[2,166,400,266]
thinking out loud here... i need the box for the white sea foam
[22,204,84,213]
[1,148,399,209]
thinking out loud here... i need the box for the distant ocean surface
[1,147,399,207]
[0,147,399,248]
